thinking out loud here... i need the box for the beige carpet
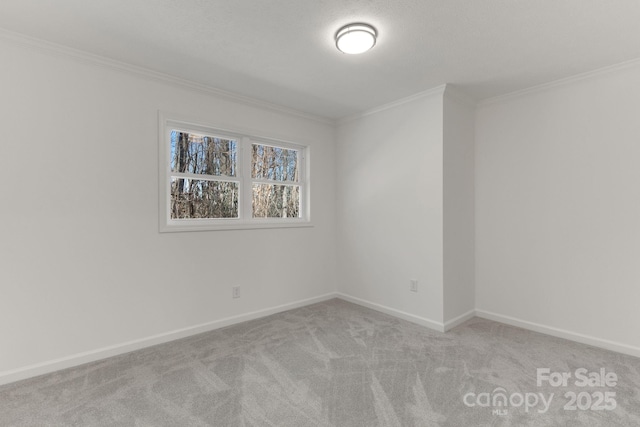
[1,299,639,426]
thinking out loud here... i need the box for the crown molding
[338,84,447,125]
[0,28,334,125]
[443,84,477,108]
[479,56,640,108]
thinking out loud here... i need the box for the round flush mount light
[335,23,377,54]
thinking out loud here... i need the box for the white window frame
[159,113,311,232]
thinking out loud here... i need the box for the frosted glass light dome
[335,23,377,54]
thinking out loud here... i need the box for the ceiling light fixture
[335,23,377,54]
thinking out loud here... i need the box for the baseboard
[0,293,338,386]
[443,309,476,331]
[335,293,445,332]
[5,296,638,387]
[475,309,640,359]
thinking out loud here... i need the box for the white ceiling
[1,1,640,119]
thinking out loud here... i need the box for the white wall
[0,36,336,381]
[476,61,640,351]
[336,89,446,327]
[443,90,475,323]
[4,28,639,385]
[335,87,476,330]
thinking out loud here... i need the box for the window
[251,143,301,219]
[159,115,310,231]
[170,131,239,219]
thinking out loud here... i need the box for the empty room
[1,1,639,426]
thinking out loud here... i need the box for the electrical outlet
[232,286,240,298]
[409,280,418,292]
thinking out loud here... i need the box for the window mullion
[250,178,299,186]
[241,137,253,220]
[170,172,238,183]
[298,149,306,220]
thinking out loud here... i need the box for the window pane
[171,178,238,219]
[252,184,300,218]
[171,131,237,177]
[251,144,298,182]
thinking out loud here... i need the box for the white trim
[443,85,477,108]
[4,297,640,386]
[160,221,314,233]
[338,84,447,125]
[443,309,476,331]
[336,293,445,332]
[0,293,338,386]
[241,136,253,221]
[5,26,640,123]
[0,28,333,125]
[475,309,640,359]
[170,172,239,184]
[479,56,640,107]
[251,178,300,186]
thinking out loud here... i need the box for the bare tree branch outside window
[167,130,303,221]
[170,131,238,219]
[251,144,300,218]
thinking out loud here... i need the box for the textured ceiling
[1,1,640,119]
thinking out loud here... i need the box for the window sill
[159,219,313,233]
